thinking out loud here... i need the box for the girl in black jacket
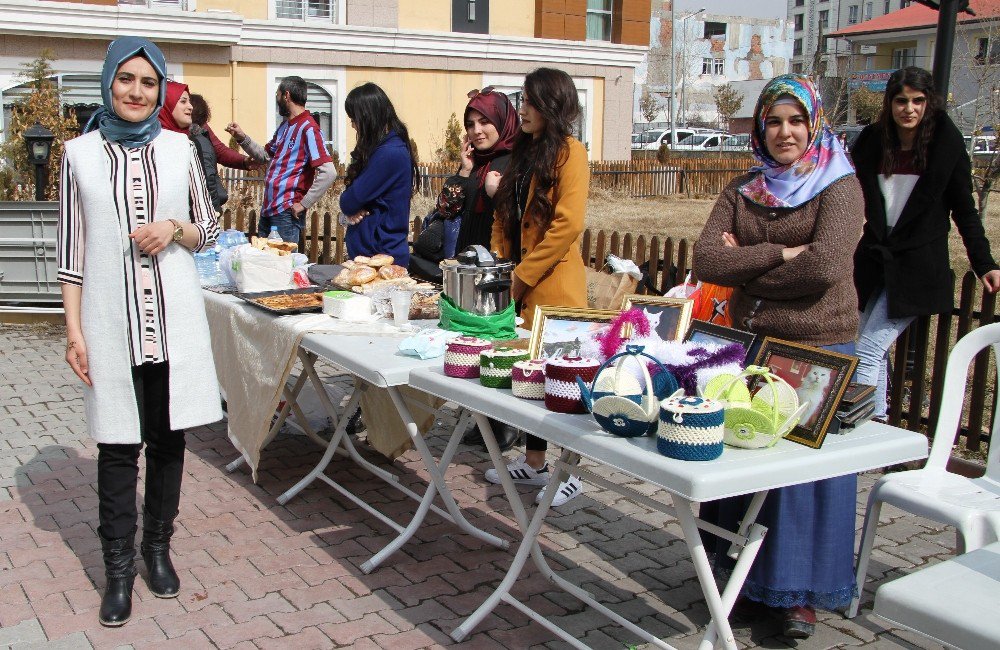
[852,67,1000,419]
[188,94,227,212]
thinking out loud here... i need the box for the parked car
[717,133,750,152]
[671,132,730,151]
[631,127,697,151]
[963,135,997,156]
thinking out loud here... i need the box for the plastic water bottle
[267,226,283,243]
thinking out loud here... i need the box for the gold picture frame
[619,295,694,342]
[528,306,621,360]
[752,337,859,449]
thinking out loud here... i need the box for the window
[793,38,803,56]
[2,74,102,135]
[794,14,804,31]
[819,10,829,29]
[703,21,727,39]
[891,47,916,68]
[702,57,724,76]
[702,57,713,75]
[275,0,339,22]
[795,0,805,6]
[976,38,1000,65]
[274,82,335,152]
[884,0,890,13]
[586,0,612,41]
[901,0,911,7]
[864,2,873,20]
[849,5,859,24]
[452,0,488,34]
[792,62,804,73]
[119,0,188,8]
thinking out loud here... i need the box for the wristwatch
[168,219,184,243]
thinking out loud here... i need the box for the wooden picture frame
[619,295,694,342]
[752,338,858,448]
[528,306,621,360]
[684,320,758,362]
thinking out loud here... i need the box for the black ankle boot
[141,508,179,598]
[345,408,366,436]
[99,529,136,627]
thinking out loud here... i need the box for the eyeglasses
[467,86,495,99]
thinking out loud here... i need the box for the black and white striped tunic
[58,139,219,366]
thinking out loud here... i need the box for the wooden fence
[219,202,997,456]
[224,156,758,201]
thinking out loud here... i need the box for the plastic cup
[390,289,412,327]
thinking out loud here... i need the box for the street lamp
[670,7,705,150]
[23,122,54,201]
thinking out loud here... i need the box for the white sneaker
[536,475,584,507]
[484,454,551,486]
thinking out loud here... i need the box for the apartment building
[0,0,650,161]
[788,0,914,76]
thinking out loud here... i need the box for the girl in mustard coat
[482,67,590,507]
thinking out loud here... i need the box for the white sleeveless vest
[63,130,223,444]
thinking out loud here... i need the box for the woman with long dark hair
[340,82,418,266]
[483,67,589,507]
[852,67,999,420]
[694,74,862,638]
[60,37,221,626]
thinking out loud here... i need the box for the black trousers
[526,434,546,452]
[97,362,185,540]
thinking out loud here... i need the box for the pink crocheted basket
[444,337,493,378]
[512,360,547,400]
[544,356,601,413]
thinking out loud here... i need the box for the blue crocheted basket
[657,392,724,461]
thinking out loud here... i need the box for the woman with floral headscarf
[60,37,221,627]
[693,75,863,638]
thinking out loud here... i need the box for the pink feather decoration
[596,308,651,360]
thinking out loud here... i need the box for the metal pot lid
[442,244,514,273]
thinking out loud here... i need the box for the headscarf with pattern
[84,37,167,148]
[739,74,855,209]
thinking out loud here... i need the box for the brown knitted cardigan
[693,174,863,346]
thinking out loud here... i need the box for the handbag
[703,365,809,449]
[578,345,678,438]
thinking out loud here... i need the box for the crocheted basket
[511,360,547,400]
[480,347,530,389]
[657,391,725,461]
[577,345,676,438]
[444,336,493,378]
[703,365,809,449]
[544,356,601,413]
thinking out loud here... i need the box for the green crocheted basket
[480,347,530,389]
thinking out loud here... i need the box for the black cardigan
[852,115,998,318]
[448,153,511,253]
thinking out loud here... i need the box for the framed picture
[752,337,859,449]
[684,320,758,362]
[528,306,621,360]
[619,295,694,342]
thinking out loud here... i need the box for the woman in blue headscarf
[693,75,863,639]
[58,37,222,627]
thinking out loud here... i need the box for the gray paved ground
[1,323,955,649]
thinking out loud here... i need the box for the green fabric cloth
[438,293,518,340]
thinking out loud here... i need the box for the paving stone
[0,617,46,646]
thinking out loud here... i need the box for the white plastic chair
[848,321,1000,618]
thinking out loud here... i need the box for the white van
[631,128,697,151]
[672,132,730,151]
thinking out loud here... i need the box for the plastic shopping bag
[691,282,734,327]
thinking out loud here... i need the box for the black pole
[33,164,45,201]
[931,0,960,98]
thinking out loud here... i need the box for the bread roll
[378,264,408,280]
[369,254,394,267]
[267,241,298,253]
[341,259,357,269]
[353,255,372,266]
[333,269,353,286]
[347,266,378,286]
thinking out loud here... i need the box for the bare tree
[958,18,1000,218]
[713,83,743,132]
[639,88,660,125]
[851,87,884,124]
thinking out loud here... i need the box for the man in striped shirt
[226,76,336,244]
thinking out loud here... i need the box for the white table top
[299,326,440,388]
[408,366,929,502]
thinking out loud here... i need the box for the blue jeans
[855,290,915,419]
[258,208,303,244]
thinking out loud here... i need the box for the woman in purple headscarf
[693,74,863,639]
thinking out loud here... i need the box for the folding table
[409,366,929,650]
[267,330,510,573]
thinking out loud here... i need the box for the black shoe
[345,408,366,436]
[461,416,484,446]
[141,508,179,599]
[494,421,521,452]
[99,529,137,627]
